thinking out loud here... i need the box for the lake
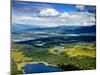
[22,63,62,74]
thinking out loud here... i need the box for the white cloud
[76,5,85,11]
[39,8,59,17]
[60,12,69,18]
[12,7,96,27]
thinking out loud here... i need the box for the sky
[12,0,96,27]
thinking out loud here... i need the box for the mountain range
[12,24,96,34]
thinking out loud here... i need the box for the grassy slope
[49,43,96,57]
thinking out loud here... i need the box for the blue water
[22,63,62,74]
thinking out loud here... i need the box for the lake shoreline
[17,61,58,73]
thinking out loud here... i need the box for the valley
[11,27,96,74]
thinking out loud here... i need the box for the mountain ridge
[12,24,96,34]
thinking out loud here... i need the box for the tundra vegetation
[12,41,96,75]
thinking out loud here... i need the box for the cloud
[60,12,69,17]
[39,8,59,17]
[76,5,85,11]
[12,6,96,27]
